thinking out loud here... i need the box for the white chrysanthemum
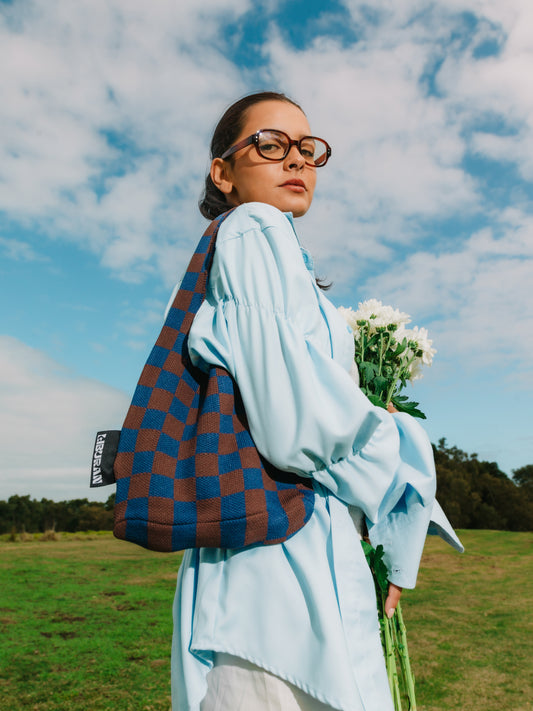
[402,326,436,380]
[337,306,359,331]
[353,299,411,330]
[352,298,383,320]
[395,323,409,341]
[409,326,436,366]
[408,358,424,381]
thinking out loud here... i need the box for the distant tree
[40,498,61,531]
[7,495,34,533]
[433,439,533,531]
[512,465,533,500]
[77,503,113,531]
[0,496,115,534]
[0,499,11,534]
[55,498,90,532]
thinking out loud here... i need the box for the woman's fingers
[385,582,403,618]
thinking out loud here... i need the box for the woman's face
[212,100,317,218]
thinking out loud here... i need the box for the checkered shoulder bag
[112,211,315,552]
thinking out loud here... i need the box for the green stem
[362,542,417,710]
[394,603,417,710]
[378,331,393,401]
[385,375,400,407]
[380,591,401,706]
[378,331,384,375]
[385,349,417,407]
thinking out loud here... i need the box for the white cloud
[261,22,479,270]
[360,211,533,378]
[302,0,533,218]
[0,336,130,501]
[0,236,47,261]
[0,0,250,283]
[428,2,533,179]
[2,0,532,287]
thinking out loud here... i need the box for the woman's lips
[280,180,306,192]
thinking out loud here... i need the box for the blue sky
[1,0,532,502]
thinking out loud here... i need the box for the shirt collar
[283,212,315,274]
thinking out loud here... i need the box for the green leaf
[361,539,373,558]
[366,333,381,348]
[358,361,378,386]
[373,376,389,393]
[392,394,408,403]
[393,340,408,356]
[367,394,387,409]
[361,542,389,593]
[391,396,426,419]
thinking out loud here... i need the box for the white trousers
[200,653,337,711]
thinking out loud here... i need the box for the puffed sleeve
[188,203,458,587]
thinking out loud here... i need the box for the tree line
[0,494,116,535]
[433,438,533,531]
[1,439,532,535]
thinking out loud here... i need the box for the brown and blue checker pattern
[113,211,314,552]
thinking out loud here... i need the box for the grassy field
[1,529,532,710]
[404,529,533,711]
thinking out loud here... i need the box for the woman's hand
[385,582,402,618]
[386,402,398,413]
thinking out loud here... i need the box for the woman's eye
[300,141,315,158]
[261,142,283,153]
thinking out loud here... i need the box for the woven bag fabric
[113,211,315,552]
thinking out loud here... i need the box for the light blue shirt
[171,202,462,711]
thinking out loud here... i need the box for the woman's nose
[285,144,305,169]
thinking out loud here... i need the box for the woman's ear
[210,158,234,196]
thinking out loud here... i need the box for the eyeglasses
[221,129,332,167]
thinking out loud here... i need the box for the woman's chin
[229,194,312,217]
[268,195,313,218]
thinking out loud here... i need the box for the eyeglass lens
[257,130,329,166]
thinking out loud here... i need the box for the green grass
[1,530,532,710]
[405,530,533,711]
[0,532,182,710]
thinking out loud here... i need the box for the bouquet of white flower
[338,298,436,419]
[339,298,436,710]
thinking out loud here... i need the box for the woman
[171,91,461,711]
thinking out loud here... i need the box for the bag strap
[169,209,234,325]
[90,209,234,489]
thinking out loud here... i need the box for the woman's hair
[199,91,303,220]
